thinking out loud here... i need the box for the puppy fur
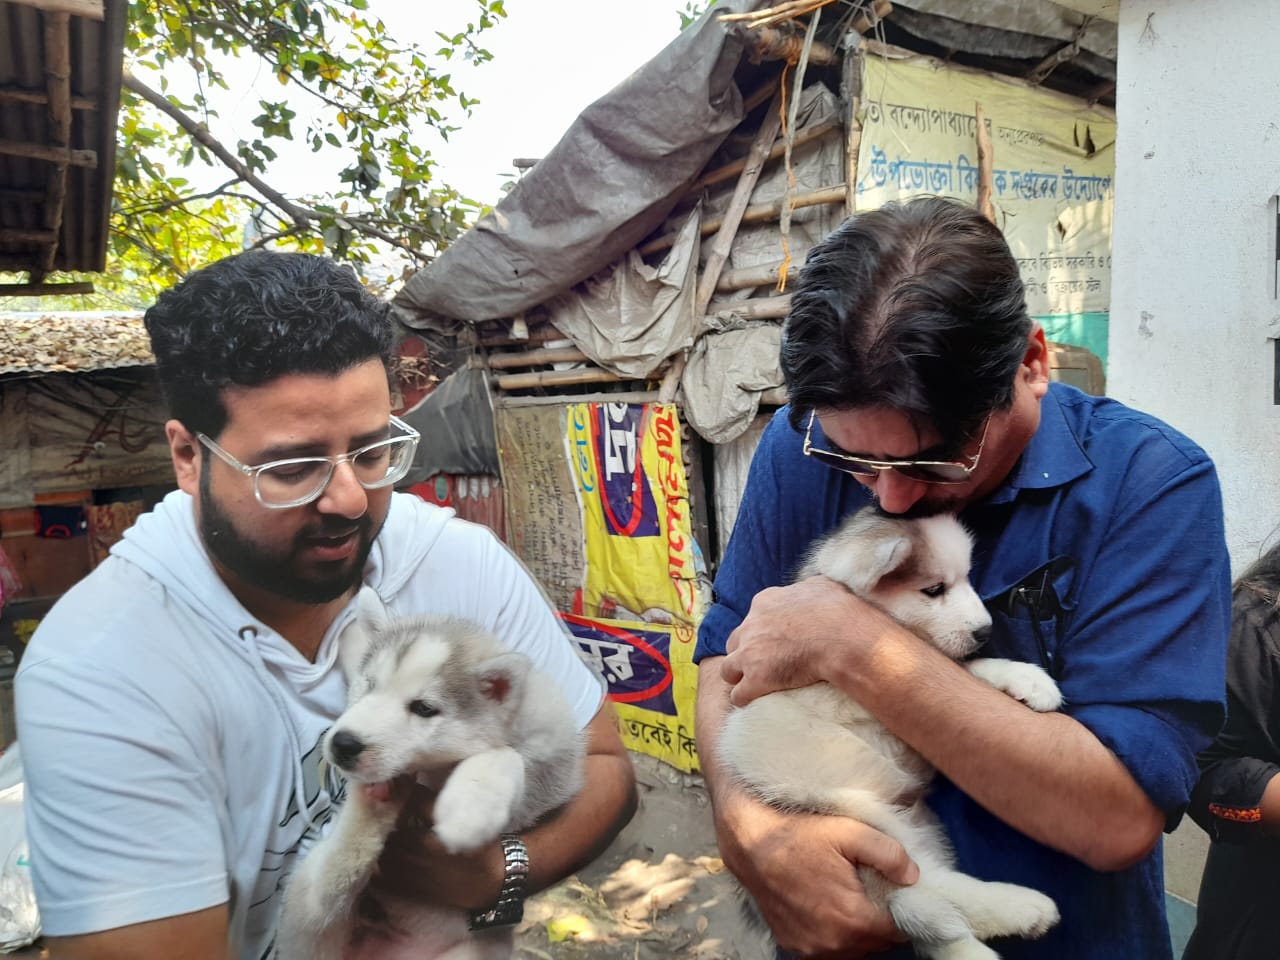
[277,587,586,960]
[720,507,1062,960]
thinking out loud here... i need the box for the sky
[164,0,689,208]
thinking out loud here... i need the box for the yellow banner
[857,52,1116,317]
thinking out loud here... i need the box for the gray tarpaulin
[681,321,784,445]
[541,206,701,379]
[391,0,764,330]
[399,365,499,481]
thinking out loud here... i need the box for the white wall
[1111,0,1280,569]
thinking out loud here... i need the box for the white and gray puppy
[721,507,1062,960]
[278,587,586,960]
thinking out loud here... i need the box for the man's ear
[166,420,200,496]
[1023,324,1051,399]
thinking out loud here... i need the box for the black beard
[199,467,378,604]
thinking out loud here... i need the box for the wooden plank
[0,138,96,168]
[0,85,96,111]
[6,0,104,19]
[658,86,787,403]
[0,188,46,203]
[0,282,94,296]
[638,184,847,258]
[0,228,57,244]
[0,383,33,510]
[37,12,72,275]
[495,391,660,409]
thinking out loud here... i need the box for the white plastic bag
[0,744,39,952]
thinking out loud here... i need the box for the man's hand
[367,783,505,912]
[717,786,916,958]
[722,576,893,707]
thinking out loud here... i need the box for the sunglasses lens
[899,463,971,484]
[808,448,877,477]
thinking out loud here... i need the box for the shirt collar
[984,384,1093,505]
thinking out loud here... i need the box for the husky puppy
[278,587,586,960]
[721,507,1062,960]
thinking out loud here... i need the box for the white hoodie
[16,491,603,959]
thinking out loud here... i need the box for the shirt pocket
[982,555,1076,679]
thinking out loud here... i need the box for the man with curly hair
[17,251,637,960]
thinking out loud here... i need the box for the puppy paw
[433,752,523,853]
[967,659,1062,712]
[971,883,1060,940]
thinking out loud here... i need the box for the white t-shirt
[16,491,604,960]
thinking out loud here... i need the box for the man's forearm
[521,701,637,894]
[825,619,1164,870]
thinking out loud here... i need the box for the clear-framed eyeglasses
[802,410,991,485]
[197,415,421,509]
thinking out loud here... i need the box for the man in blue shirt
[694,197,1230,959]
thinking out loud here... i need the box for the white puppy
[721,507,1062,960]
[278,587,586,960]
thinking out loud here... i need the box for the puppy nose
[329,730,365,767]
[972,625,992,644]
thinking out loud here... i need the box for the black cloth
[1184,592,1280,960]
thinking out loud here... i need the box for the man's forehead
[817,407,946,459]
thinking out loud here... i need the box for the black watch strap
[467,834,529,931]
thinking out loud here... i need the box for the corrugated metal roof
[0,0,127,277]
[0,311,152,375]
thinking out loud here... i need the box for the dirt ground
[514,753,771,960]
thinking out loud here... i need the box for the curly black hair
[781,197,1032,453]
[144,250,396,438]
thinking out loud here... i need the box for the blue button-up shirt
[697,382,1230,959]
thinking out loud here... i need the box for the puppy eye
[921,583,947,598]
[408,699,439,719]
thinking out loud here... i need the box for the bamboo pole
[478,325,567,348]
[715,259,799,293]
[496,390,661,409]
[639,184,847,258]
[658,87,787,404]
[485,346,588,370]
[726,23,840,67]
[706,294,792,321]
[975,102,996,224]
[842,38,864,217]
[495,367,624,391]
[691,118,840,195]
[7,0,103,19]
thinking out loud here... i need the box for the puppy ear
[476,652,531,711]
[339,587,391,679]
[807,521,913,596]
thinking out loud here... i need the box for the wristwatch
[467,834,530,931]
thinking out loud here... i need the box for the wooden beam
[659,86,787,403]
[37,12,72,275]
[727,24,839,66]
[690,118,840,195]
[495,366,625,391]
[716,259,799,293]
[485,346,588,370]
[706,294,791,321]
[0,228,57,244]
[6,0,103,19]
[0,281,94,296]
[0,85,97,111]
[0,138,96,168]
[975,102,996,224]
[638,184,847,258]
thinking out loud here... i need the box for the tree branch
[123,67,313,231]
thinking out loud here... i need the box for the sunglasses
[802,410,991,485]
